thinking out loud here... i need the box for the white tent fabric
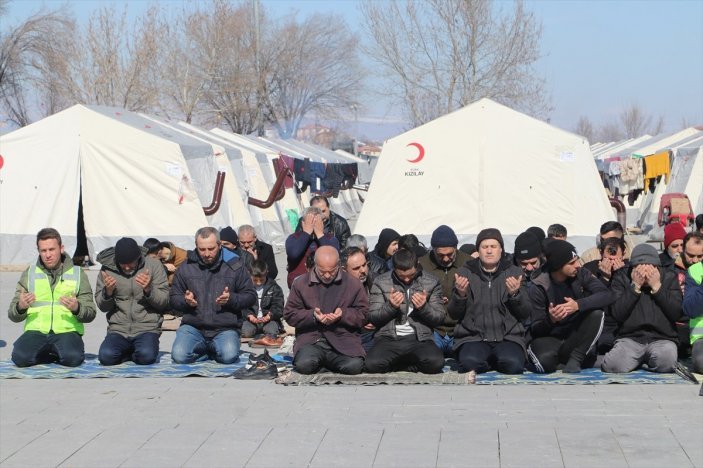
[176,123,290,246]
[0,105,215,265]
[354,98,615,254]
[210,130,306,242]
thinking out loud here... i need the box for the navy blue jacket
[170,250,257,338]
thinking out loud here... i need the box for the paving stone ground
[1,266,701,468]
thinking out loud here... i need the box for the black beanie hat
[220,226,238,245]
[514,231,542,261]
[459,243,477,256]
[544,239,578,272]
[375,228,401,256]
[475,228,504,250]
[430,225,459,248]
[526,226,546,243]
[115,238,141,264]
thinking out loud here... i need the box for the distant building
[358,144,382,157]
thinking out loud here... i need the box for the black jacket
[448,258,532,351]
[252,239,278,280]
[529,268,615,339]
[367,251,388,276]
[327,211,351,249]
[170,250,257,338]
[609,266,683,343]
[245,278,285,322]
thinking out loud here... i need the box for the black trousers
[456,340,525,374]
[365,335,444,374]
[528,310,604,373]
[294,339,364,375]
[12,331,85,367]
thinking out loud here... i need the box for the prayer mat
[0,352,252,379]
[274,368,695,386]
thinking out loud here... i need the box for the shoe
[251,335,284,348]
[233,360,278,380]
[248,349,276,367]
[674,361,699,384]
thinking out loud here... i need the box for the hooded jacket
[418,249,473,335]
[529,267,614,339]
[95,247,170,338]
[369,267,445,341]
[447,257,531,351]
[609,265,683,343]
[9,254,96,326]
[170,249,257,338]
[160,242,187,285]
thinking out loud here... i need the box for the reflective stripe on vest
[25,266,83,335]
[689,263,703,344]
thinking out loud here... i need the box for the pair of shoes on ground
[233,350,278,380]
[250,335,284,348]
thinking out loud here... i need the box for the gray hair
[238,224,256,237]
[301,206,322,218]
[195,226,220,243]
[347,234,368,252]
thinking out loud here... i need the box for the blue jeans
[171,324,240,364]
[433,331,455,358]
[99,332,160,365]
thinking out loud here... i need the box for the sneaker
[247,349,276,367]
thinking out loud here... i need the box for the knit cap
[475,228,504,250]
[514,231,542,261]
[115,238,141,264]
[544,239,578,272]
[430,225,459,248]
[630,243,661,266]
[663,223,686,248]
[220,226,238,245]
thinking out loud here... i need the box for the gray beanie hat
[629,244,661,266]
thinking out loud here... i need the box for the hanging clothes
[309,161,327,193]
[619,157,644,195]
[643,150,671,193]
[322,163,345,197]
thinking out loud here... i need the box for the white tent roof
[0,105,223,265]
[354,98,615,253]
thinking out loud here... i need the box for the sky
[3,0,702,141]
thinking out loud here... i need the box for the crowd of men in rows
[8,195,703,377]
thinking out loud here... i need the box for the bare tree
[597,121,625,143]
[619,103,653,139]
[33,5,164,114]
[0,6,74,126]
[574,116,595,143]
[361,0,548,127]
[263,13,363,139]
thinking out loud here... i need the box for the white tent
[175,123,291,246]
[211,128,301,246]
[0,105,248,265]
[354,98,615,253]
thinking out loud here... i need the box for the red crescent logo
[0,154,3,170]
[406,142,425,163]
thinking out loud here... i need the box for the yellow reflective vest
[689,262,703,345]
[25,266,84,335]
